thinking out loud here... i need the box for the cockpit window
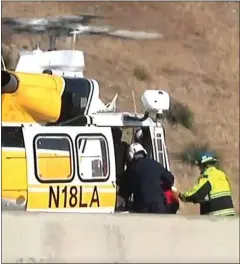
[2,126,24,148]
[54,78,92,124]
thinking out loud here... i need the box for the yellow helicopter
[2,16,170,213]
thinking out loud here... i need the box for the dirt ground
[2,2,239,214]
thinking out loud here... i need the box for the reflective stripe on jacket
[181,166,235,216]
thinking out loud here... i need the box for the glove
[170,187,180,201]
[178,193,185,202]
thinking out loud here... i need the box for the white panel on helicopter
[15,49,85,77]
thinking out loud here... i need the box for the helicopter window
[162,126,170,170]
[140,127,154,159]
[2,126,24,148]
[129,127,154,159]
[76,135,109,182]
[112,127,129,181]
[54,78,92,124]
[155,133,165,167]
[34,136,74,182]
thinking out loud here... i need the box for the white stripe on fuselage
[28,187,115,193]
[2,147,70,155]
[27,207,115,213]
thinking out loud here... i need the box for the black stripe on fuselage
[53,77,93,125]
[2,126,75,152]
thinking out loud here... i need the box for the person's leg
[115,195,127,211]
[148,203,168,214]
[168,202,180,214]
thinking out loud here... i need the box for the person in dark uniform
[134,129,179,214]
[118,142,175,214]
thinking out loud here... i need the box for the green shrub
[133,65,150,81]
[180,142,221,167]
[165,98,194,130]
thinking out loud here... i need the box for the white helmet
[134,128,143,142]
[127,143,147,161]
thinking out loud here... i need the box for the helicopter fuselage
[1,70,171,213]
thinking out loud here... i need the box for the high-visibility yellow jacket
[180,166,235,216]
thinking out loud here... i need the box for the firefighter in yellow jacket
[179,152,235,216]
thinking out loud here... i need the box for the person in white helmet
[134,128,144,145]
[133,128,154,159]
[133,129,179,214]
[118,142,175,213]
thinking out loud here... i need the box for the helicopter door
[22,125,116,213]
[150,126,170,171]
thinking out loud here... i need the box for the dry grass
[2,2,239,214]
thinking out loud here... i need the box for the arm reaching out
[179,175,211,203]
[161,167,175,190]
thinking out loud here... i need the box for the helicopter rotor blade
[68,25,114,35]
[2,15,163,42]
[1,15,104,28]
[53,14,105,25]
[106,30,163,40]
[68,25,163,40]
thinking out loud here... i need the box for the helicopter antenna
[49,35,57,51]
[131,87,138,144]
[1,55,6,70]
[70,30,80,50]
[132,88,137,116]
[72,31,76,50]
[36,42,40,50]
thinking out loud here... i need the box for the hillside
[2,2,239,214]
